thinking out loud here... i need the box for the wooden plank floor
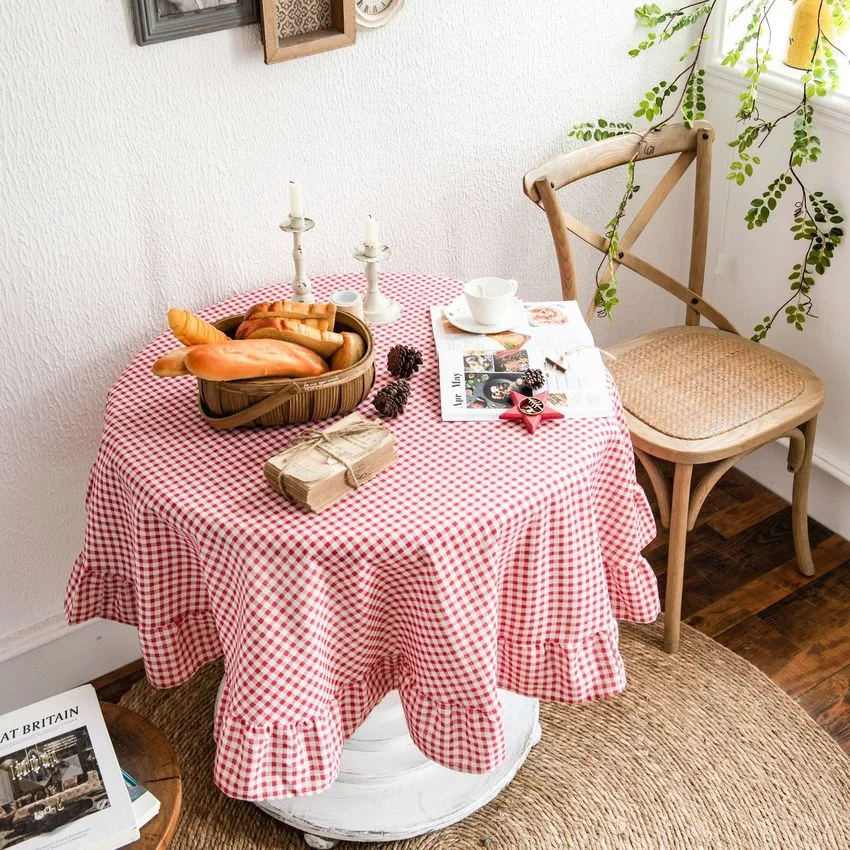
[94,468,850,754]
[639,465,850,754]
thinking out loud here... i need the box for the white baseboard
[737,442,850,541]
[0,617,142,714]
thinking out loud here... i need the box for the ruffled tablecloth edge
[68,573,658,801]
[211,616,657,799]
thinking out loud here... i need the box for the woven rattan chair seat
[608,329,806,441]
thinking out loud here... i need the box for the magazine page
[121,770,159,829]
[431,300,613,422]
[0,685,138,850]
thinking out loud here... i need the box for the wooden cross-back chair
[523,121,824,653]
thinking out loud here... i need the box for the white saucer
[444,297,524,334]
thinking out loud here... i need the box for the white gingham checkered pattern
[65,273,659,800]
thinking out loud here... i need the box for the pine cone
[523,368,545,392]
[387,345,423,379]
[373,380,411,418]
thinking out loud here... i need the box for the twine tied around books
[276,420,389,490]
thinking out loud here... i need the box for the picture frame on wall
[261,0,355,64]
[132,0,260,46]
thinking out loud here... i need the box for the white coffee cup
[464,277,519,325]
[331,289,365,321]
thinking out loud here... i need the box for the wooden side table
[100,702,182,850]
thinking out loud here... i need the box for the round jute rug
[120,622,850,849]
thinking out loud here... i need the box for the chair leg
[663,463,693,654]
[791,416,818,577]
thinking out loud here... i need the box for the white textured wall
[0,1,689,641]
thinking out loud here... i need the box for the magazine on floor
[0,685,139,850]
[430,300,613,421]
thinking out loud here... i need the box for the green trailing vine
[596,161,641,317]
[572,0,848,340]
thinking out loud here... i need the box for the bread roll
[244,300,336,331]
[152,347,194,377]
[234,317,267,340]
[240,317,344,358]
[168,308,229,346]
[185,339,328,382]
[328,332,366,371]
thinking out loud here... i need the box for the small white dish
[444,296,523,334]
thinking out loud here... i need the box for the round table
[67,272,660,845]
[101,702,182,849]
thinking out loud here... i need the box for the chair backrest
[522,121,739,335]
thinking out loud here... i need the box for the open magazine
[0,686,138,850]
[431,300,613,422]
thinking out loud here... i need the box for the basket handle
[199,381,302,430]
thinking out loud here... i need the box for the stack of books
[264,412,397,513]
[0,685,159,850]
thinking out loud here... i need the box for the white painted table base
[216,681,541,847]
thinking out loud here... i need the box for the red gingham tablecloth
[65,272,659,801]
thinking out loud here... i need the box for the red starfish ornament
[499,390,564,434]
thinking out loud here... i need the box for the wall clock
[356,0,404,29]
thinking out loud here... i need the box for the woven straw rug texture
[120,621,850,849]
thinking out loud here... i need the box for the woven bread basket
[197,312,375,430]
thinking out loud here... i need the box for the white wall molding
[0,613,89,664]
[704,63,850,134]
[0,616,141,714]
[810,444,850,490]
[768,438,850,491]
[738,442,850,541]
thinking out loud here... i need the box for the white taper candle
[289,181,304,219]
[364,215,379,248]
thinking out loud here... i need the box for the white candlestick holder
[353,243,401,325]
[280,216,316,303]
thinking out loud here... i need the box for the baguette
[329,332,366,371]
[240,317,344,358]
[244,300,337,331]
[168,308,229,346]
[185,339,328,382]
[152,346,194,377]
[234,317,268,340]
